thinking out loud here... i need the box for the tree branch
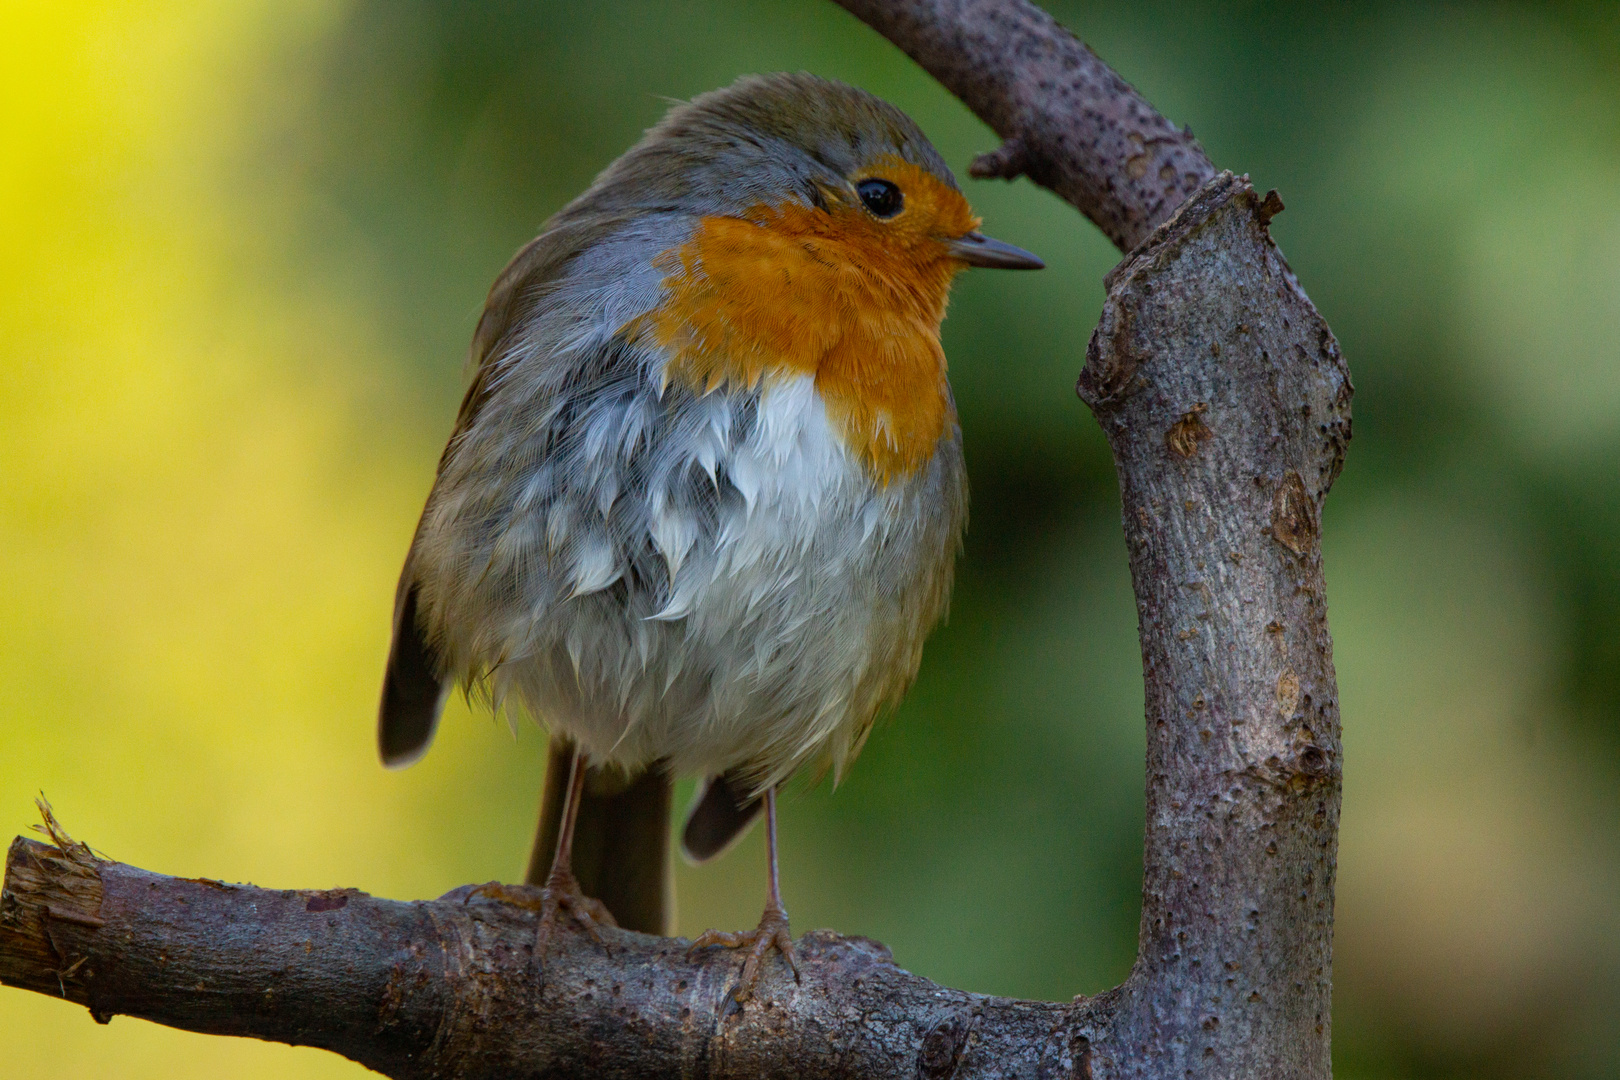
[1,836,1076,1078]
[831,0,1217,251]
[1,2,1348,1076]
[1075,172,1347,1076]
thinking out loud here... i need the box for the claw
[469,873,616,957]
[689,903,797,1002]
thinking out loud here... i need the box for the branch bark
[831,0,1217,251]
[1076,173,1347,1076]
[1,2,1349,1076]
[1,836,1075,1078]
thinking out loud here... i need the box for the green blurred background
[4,1,1619,1075]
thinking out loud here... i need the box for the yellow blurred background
[3,2,1619,1077]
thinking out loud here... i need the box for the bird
[377,71,1041,999]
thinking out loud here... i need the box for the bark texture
[832,0,1217,251]
[1,836,1076,1079]
[1,2,1349,1076]
[1076,173,1348,1076]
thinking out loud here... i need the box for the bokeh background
[4,1,1619,1075]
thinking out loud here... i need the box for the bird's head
[579,73,1043,480]
[597,71,1042,275]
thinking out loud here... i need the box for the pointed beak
[946,231,1044,270]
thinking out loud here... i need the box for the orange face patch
[631,159,979,483]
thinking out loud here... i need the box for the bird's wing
[377,209,642,768]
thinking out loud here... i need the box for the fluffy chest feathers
[409,189,970,784]
[634,163,974,484]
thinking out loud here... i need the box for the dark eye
[857,178,903,218]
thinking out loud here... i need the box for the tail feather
[680,771,764,863]
[378,580,449,768]
[528,738,672,935]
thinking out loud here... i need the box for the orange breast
[632,163,976,483]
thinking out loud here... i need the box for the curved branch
[1,3,1349,1077]
[831,0,1217,251]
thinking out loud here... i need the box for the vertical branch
[1073,175,1349,1074]
[833,4,1350,1074]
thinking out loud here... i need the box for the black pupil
[857,179,903,218]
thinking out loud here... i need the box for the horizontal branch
[0,836,1086,1079]
[832,0,1217,251]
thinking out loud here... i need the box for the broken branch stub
[1074,171,1350,1076]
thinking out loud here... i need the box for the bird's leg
[533,745,619,945]
[688,787,800,1002]
[470,744,617,949]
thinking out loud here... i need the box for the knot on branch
[1165,404,1214,459]
[1072,1034,1094,1079]
[1077,305,1142,409]
[1270,472,1319,556]
[918,1008,976,1079]
[1258,743,1339,791]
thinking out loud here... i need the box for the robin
[378,72,1041,998]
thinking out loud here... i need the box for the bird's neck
[635,201,962,484]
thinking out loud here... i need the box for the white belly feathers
[410,220,966,792]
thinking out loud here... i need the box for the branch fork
[2,3,1348,1076]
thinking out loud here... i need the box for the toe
[688,928,743,955]
[776,931,801,981]
[562,900,609,946]
[467,881,548,911]
[577,894,619,929]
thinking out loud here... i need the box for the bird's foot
[469,870,617,952]
[687,902,800,1002]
